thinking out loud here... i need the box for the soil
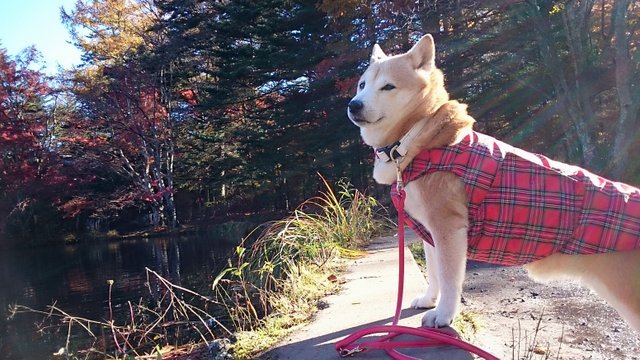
[461,260,640,359]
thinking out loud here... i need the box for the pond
[0,222,253,360]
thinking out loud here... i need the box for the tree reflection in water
[0,224,250,360]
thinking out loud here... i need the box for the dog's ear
[371,44,387,62]
[407,34,435,71]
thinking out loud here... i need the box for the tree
[0,47,50,191]
[62,0,181,228]
[610,0,640,178]
[322,0,640,182]
[63,60,179,228]
[0,46,75,240]
[156,0,360,214]
[61,0,157,66]
[44,0,640,233]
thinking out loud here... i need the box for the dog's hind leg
[411,242,439,309]
[526,250,640,333]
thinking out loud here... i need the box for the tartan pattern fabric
[391,131,640,266]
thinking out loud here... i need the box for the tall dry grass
[213,176,391,357]
[10,177,390,359]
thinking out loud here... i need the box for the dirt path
[460,260,640,359]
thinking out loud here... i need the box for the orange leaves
[179,88,198,106]
[61,0,156,66]
[58,196,94,218]
[59,134,109,148]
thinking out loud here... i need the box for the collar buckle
[375,141,406,163]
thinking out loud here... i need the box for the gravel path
[460,260,640,359]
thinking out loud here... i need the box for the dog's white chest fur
[373,159,398,185]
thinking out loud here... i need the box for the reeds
[213,176,391,357]
[10,177,390,359]
[9,268,232,359]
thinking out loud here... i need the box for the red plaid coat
[392,131,640,266]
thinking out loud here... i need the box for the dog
[347,34,640,332]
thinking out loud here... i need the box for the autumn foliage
[0,48,50,190]
[1,0,639,244]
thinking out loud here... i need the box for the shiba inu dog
[347,34,640,332]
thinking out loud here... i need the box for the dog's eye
[358,81,365,90]
[381,84,396,91]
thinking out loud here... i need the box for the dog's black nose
[348,99,364,114]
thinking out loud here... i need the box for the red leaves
[58,196,94,218]
[142,189,168,203]
[0,47,49,106]
[0,47,52,193]
[314,58,336,79]
[179,88,198,105]
[57,61,180,220]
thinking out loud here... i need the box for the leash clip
[395,159,404,192]
[338,346,363,357]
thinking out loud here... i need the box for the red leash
[335,178,500,359]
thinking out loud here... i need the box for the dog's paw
[421,307,454,328]
[411,293,437,309]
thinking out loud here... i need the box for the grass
[11,177,390,359]
[9,268,231,359]
[212,176,391,358]
[409,241,425,268]
[511,312,564,360]
[231,265,340,359]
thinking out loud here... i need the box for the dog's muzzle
[348,99,363,114]
[347,99,369,124]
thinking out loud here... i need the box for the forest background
[1,0,639,246]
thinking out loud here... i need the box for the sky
[0,0,82,73]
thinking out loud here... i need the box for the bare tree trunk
[611,0,640,179]
[562,0,598,165]
[528,0,598,166]
[163,154,178,229]
[162,67,179,229]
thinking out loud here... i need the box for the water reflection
[0,225,248,360]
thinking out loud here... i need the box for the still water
[0,223,251,360]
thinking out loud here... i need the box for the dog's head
[347,34,443,147]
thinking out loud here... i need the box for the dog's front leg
[422,227,468,328]
[405,172,468,328]
[411,242,439,308]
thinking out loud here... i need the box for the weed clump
[9,269,233,359]
[213,176,391,357]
